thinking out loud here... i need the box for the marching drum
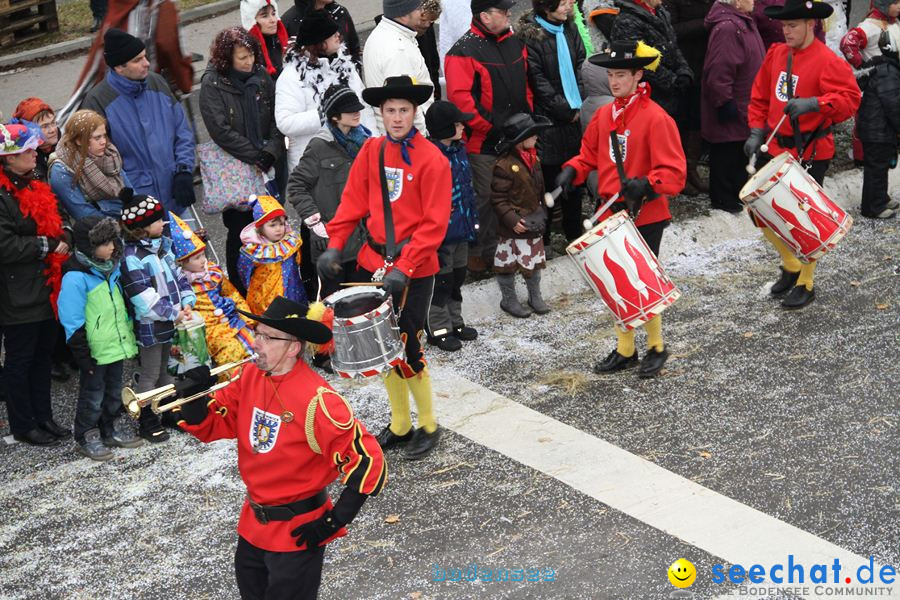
[739,152,852,262]
[567,212,681,331]
[323,286,404,379]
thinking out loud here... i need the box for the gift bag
[197,141,266,214]
[168,314,212,376]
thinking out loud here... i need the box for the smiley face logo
[668,559,696,588]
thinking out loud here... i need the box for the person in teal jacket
[59,216,141,460]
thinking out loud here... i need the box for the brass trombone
[121,354,257,419]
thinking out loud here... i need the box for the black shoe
[375,425,413,450]
[453,325,478,341]
[39,419,71,439]
[593,348,639,373]
[711,203,743,214]
[428,334,462,352]
[781,285,815,309]
[50,362,70,382]
[312,353,334,374]
[638,346,670,379]
[13,428,61,447]
[403,426,441,461]
[770,268,800,297]
[140,425,170,444]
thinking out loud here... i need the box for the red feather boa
[0,170,67,316]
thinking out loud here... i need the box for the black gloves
[743,128,766,158]
[316,248,342,278]
[783,97,819,119]
[172,171,197,208]
[621,177,655,218]
[554,165,577,191]
[291,487,368,550]
[381,268,409,296]
[716,100,741,124]
[174,365,217,398]
[312,235,329,253]
[255,151,275,172]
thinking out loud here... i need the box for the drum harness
[373,139,410,313]
[781,52,829,166]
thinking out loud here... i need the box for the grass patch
[0,0,224,59]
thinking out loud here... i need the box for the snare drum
[323,286,404,379]
[740,152,852,262]
[566,212,680,330]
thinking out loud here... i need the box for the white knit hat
[240,0,280,30]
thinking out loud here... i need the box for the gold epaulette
[305,387,355,454]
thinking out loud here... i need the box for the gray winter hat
[384,0,424,18]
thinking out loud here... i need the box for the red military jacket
[564,85,687,227]
[179,360,386,552]
[748,39,861,161]
[326,132,452,279]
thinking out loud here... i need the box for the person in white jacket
[275,10,375,170]
[363,0,435,133]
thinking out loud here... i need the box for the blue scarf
[387,127,417,166]
[329,123,372,158]
[535,16,583,110]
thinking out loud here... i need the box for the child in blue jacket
[59,216,141,460]
[119,188,196,443]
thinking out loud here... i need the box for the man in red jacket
[445,0,533,273]
[318,76,451,460]
[176,296,386,600]
[745,0,861,309]
[557,41,686,378]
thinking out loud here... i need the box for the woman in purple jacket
[701,0,765,212]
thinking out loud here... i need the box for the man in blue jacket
[82,28,196,214]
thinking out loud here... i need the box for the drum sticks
[746,114,788,175]
[544,186,563,208]
[583,192,621,230]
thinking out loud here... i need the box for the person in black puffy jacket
[517,0,587,242]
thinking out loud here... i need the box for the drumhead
[740,152,793,200]
[333,291,386,318]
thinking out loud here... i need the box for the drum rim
[739,151,794,201]
[566,211,630,253]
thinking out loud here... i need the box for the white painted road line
[432,368,896,600]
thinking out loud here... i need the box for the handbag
[167,314,212,376]
[197,141,267,214]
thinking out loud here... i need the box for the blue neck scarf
[329,123,372,158]
[387,127,417,166]
[535,16,583,110]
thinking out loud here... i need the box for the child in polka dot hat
[169,212,256,367]
[118,187,196,443]
[236,194,307,314]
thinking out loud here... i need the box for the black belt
[776,127,831,149]
[248,490,327,524]
[366,235,410,259]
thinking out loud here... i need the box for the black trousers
[637,220,667,256]
[2,319,57,434]
[708,141,747,210]
[234,536,325,600]
[861,141,896,217]
[541,163,584,241]
[351,268,434,376]
[222,208,255,297]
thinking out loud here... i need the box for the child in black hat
[119,187,196,443]
[491,113,553,318]
[424,101,480,351]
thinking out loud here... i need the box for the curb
[459,164,896,325]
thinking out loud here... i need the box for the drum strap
[378,139,398,265]
[609,130,627,187]
[785,52,805,164]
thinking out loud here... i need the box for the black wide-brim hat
[362,75,434,107]
[763,0,833,20]
[588,40,656,70]
[495,113,552,153]
[237,296,333,345]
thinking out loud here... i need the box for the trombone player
[173,296,387,600]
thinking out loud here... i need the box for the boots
[497,273,531,318]
[684,130,709,195]
[525,271,550,315]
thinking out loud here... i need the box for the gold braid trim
[305,387,355,454]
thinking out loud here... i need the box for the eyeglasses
[254,330,296,344]
[487,7,512,15]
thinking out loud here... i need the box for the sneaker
[140,424,170,444]
[103,418,144,448]
[863,208,897,219]
[452,325,478,341]
[887,199,899,210]
[375,425,413,450]
[428,334,462,352]
[403,426,441,461]
[76,430,114,461]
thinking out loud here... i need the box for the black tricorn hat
[588,40,657,70]
[763,0,833,20]
[237,296,332,344]
[362,75,434,107]
[495,112,552,153]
